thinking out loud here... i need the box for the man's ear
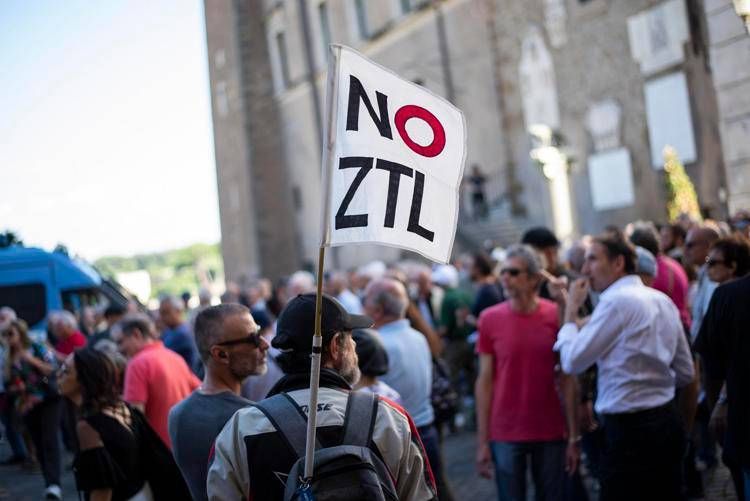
[614,254,626,274]
[327,333,343,365]
[209,345,229,364]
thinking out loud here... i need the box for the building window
[354,0,368,39]
[400,0,412,13]
[319,2,331,55]
[276,31,291,87]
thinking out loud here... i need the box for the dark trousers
[599,401,685,501]
[418,423,454,501]
[24,397,62,487]
[1,393,28,459]
[489,440,566,501]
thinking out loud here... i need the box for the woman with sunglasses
[701,235,750,497]
[58,347,189,501]
[705,236,750,285]
[3,319,63,499]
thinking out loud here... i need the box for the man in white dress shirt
[554,233,695,501]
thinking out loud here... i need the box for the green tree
[0,230,23,248]
[95,242,223,300]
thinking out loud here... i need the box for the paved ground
[441,430,738,501]
[0,429,739,500]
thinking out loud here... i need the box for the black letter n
[346,75,392,139]
[335,157,373,229]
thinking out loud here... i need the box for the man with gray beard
[208,293,437,501]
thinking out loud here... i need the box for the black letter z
[335,157,373,229]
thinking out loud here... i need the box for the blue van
[0,246,131,332]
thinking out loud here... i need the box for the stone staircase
[454,208,529,253]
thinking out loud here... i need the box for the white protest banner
[320,45,467,263]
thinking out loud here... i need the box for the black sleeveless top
[73,405,147,500]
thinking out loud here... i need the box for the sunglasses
[215,327,263,347]
[500,267,525,277]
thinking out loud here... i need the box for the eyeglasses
[500,267,525,277]
[706,258,726,267]
[215,327,262,347]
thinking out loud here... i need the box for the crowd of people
[0,209,749,501]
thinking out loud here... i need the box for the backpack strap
[252,393,320,459]
[341,391,378,447]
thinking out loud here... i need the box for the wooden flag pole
[303,245,326,480]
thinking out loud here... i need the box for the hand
[567,278,589,310]
[545,275,569,304]
[565,441,581,475]
[476,443,493,479]
[564,279,589,323]
[709,402,728,439]
[579,401,598,433]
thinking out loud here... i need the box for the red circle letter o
[394,105,446,158]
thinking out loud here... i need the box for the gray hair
[288,271,316,296]
[160,296,184,312]
[115,313,156,339]
[365,278,409,319]
[504,244,542,275]
[49,310,78,331]
[194,303,250,362]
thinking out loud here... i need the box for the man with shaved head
[365,278,453,500]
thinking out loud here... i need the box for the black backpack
[253,391,398,501]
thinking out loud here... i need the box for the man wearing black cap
[207,293,437,501]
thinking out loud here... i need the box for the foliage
[0,231,23,248]
[663,146,701,223]
[95,242,223,300]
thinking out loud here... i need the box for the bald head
[325,271,349,296]
[685,226,720,267]
[363,278,409,327]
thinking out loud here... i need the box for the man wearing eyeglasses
[208,293,437,501]
[475,244,579,501]
[168,303,268,501]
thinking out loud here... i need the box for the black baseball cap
[272,293,373,353]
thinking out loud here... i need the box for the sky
[0,0,220,260]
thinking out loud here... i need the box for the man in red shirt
[629,223,690,329]
[475,244,579,501]
[49,310,87,359]
[112,313,200,448]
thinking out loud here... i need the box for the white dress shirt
[554,275,695,414]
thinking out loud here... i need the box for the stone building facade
[204,0,736,281]
[704,0,750,212]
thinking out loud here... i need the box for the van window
[61,288,104,314]
[0,283,47,327]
